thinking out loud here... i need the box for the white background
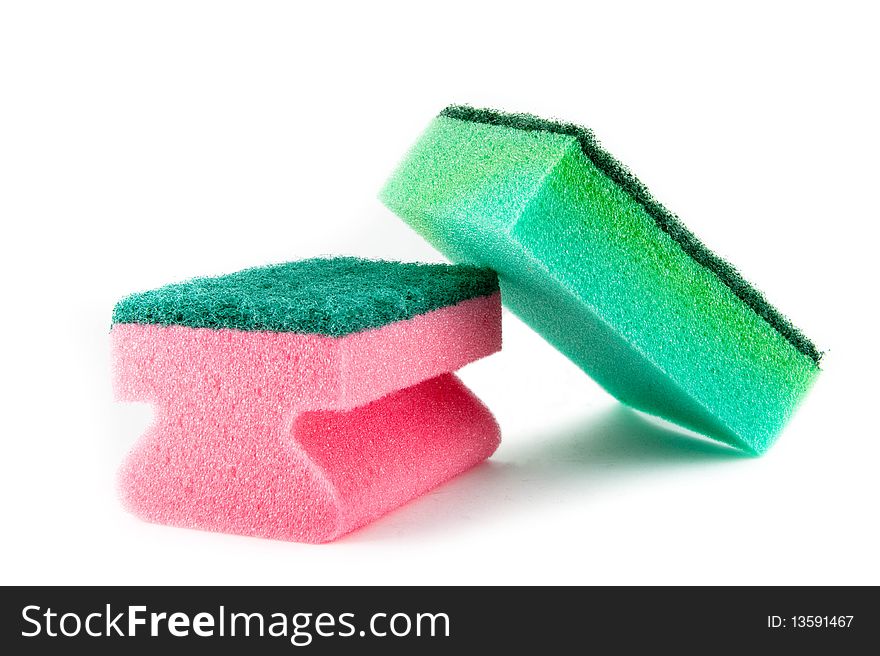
[2,1,877,585]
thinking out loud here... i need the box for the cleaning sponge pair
[112,105,819,543]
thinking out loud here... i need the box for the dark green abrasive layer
[112,257,499,336]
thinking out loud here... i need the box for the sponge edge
[113,292,502,542]
[381,107,819,454]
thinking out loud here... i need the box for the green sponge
[381,105,820,454]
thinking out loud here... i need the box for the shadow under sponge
[381,106,820,454]
[111,258,502,542]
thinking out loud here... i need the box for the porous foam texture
[112,259,501,542]
[381,105,820,454]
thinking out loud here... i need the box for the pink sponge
[112,259,501,542]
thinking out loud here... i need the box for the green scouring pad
[112,257,498,336]
[380,105,820,454]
